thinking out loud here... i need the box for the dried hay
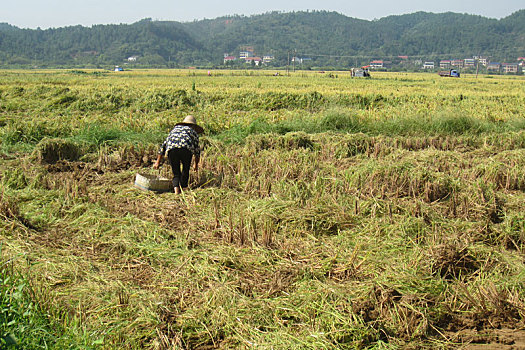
[33,138,81,164]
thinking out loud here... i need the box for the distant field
[1,69,525,349]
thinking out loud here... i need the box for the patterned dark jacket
[159,125,200,156]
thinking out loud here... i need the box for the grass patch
[68,124,164,152]
[0,252,94,349]
[0,121,71,147]
[215,109,525,143]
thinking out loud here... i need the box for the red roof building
[245,57,262,66]
[502,63,519,73]
[451,59,464,67]
[369,60,384,68]
[440,60,451,68]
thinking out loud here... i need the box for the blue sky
[2,0,524,29]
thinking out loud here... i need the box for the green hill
[0,10,523,68]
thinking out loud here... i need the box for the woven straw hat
[176,115,204,134]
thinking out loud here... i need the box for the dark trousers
[167,148,193,189]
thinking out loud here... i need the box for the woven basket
[134,173,173,193]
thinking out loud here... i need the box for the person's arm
[193,132,200,172]
[154,139,167,169]
[153,154,162,169]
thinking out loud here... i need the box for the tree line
[0,10,523,69]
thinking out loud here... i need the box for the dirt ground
[449,329,525,349]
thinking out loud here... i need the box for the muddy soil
[450,329,525,349]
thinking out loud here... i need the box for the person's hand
[153,154,163,169]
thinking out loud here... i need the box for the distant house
[423,62,435,69]
[127,56,138,62]
[397,56,409,66]
[245,57,262,66]
[502,63,519,73]
[487,62,501,72]
[464,58,476,68]
[239,51,251,59]
[263,55,275,64]
[369,60,384,69]
[478,57,488,66]
[440,60,451,69]
[239,46,255,59]
[292,57,312,64]
[223,56,236,64]
[451,59,464,68]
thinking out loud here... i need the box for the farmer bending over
[153,115,203,194]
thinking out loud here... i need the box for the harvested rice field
[1,69,525,349]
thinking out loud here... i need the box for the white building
[369,60,384,69]
[440,60,451,69]
[263,55,275,64]
[464,58,476,67]
[245,57,262,66]
[223,56,236,64]
[423,62,435,69]
[239,52,250,59]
